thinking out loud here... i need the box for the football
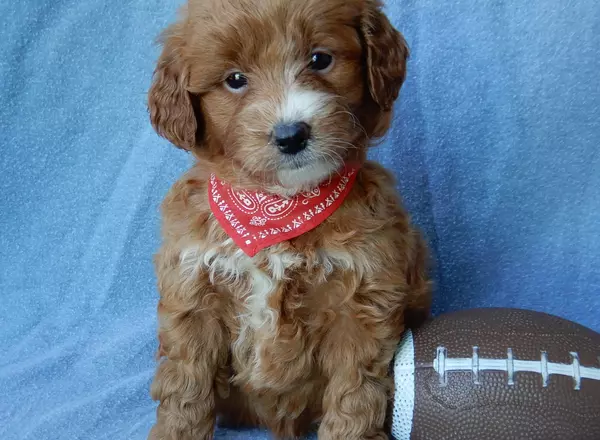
[391,308,600,440]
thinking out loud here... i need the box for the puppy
[148,0,430,439]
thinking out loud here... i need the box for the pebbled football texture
[391,308,600,440]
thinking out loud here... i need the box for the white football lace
[433,346,600,390]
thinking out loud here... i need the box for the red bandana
[208,165,359,256]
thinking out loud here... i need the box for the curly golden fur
[147,1,430,439]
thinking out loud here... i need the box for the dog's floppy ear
[361,0,409,111]
[148,25,200,150]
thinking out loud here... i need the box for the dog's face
[149,0,408,193]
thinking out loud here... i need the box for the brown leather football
[391,308,600,440]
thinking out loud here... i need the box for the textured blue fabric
[1,0,598,439]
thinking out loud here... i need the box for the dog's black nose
[273,122,311,155]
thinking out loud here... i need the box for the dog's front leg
[318,351,393,440]
[317,287,404,440]
[149,269,228,440]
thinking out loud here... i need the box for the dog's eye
[309,51,334,72]
[225,72,248,92]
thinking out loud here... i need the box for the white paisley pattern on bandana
[208,165,359,257]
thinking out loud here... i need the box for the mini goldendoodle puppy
[147,1,430,439]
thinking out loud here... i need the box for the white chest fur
[179,240,300,331]
[179,240,360,325]
[178,240,360,380]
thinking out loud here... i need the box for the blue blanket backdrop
[1,0,598,438]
